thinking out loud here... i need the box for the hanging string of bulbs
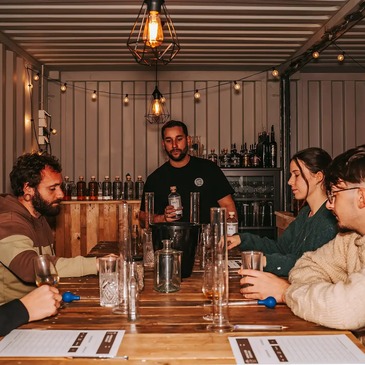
[27,41,364,104]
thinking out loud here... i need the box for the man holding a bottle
[139,120,237,225]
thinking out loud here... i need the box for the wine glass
[34,254,59,287]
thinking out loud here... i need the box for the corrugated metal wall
[1,45,365,193]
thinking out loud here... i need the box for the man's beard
[32,189,61,217]
[165,144,189,162]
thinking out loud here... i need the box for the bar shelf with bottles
[218,125,282,239]
[221,168,282,238]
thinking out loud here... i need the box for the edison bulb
[160,95,166,104]
[152,98,162,116]
[234,82,241,91]
[143,11,164,48]
[91,91,97,101]
[194,90,201,100]
[123,94,129,104]
[337,53,345,62]
[312,51,320,59]
[33,73,40,81]
[60,83,67,92]
[272,69,279,77]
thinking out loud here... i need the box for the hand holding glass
[34,254,59,287]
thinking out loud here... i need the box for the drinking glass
[34,254,59,287]
[241,250,263,289]
[99,256,119,307]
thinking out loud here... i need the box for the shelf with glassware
[221,168,282,239]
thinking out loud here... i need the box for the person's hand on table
[238,268,290,303]
[164,205,182,222]
[227,234,241,250]
[20,285,62,322]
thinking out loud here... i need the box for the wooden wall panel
[290,74,365,158]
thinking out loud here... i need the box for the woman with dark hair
[228,147,338,277]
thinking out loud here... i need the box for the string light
[91,90,97,101]
[123,94,129,104]
[33,73,40,81]
[312,51,320,59]
[60,83,67,92]
[194,89,201,101]
[50,128,57,135]
[272,68,279,77]
[337,52,345,62]
[160,95,166,104]
[233,81,241,91]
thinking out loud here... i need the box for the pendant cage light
[127,0,180,66]
[145,63,170,124]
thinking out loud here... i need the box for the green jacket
[237,202,338,276]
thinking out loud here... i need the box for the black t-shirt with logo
[140,156,234,224]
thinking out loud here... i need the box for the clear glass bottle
[168,186,182,219]
[102,176,112,200]
[112,176,123,200]
[124,173,134,200]
[131,224,142,258]
[127,262,139,321]
[135,175,144,200]
[154,239,182,293]
[77,176,86,201]
[88,176,99,201]
[227,211,238,236]
[62,176,72,201]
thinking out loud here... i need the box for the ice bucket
[150,222,200,278]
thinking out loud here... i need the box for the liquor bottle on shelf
[227,211,238,236]
[251,143,260,167]
[242,143,251,168]
[255,133,263,167]
[102,176,112,200]
[124,173,134,200]
[88,176,99,201]
[230,143,241,168]
[112,176,123,200]
[269,125,277,168]
[262,131,270,168]
[207,148,218,164]
[62,176,72,201]
[168,186,182,219]
[76,176,86,201]
[135,175,144,200]
[220,148,231,168]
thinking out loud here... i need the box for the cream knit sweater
[285,231,365,330]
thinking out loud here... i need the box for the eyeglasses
[326,187,361,204]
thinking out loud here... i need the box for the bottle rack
[221,168,282,239]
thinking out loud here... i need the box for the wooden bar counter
[1,242,364,364]
[54,200,140,258]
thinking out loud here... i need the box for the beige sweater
[285,231,365,330]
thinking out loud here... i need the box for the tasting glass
[34,254,59,287]
[241,250,263,289]
[99,256,119,307]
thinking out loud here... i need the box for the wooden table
[1,242,364,364]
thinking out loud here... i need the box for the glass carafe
[154,239,182,293]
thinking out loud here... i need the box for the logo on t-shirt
[194,178,204,187]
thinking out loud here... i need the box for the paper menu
[0,329,125,358]
[229,334,365,364]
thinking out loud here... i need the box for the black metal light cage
[127,0,181,66]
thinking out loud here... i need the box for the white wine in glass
[34,254,59,287]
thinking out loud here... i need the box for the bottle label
[227,222,238,236]
[169,197,182,217]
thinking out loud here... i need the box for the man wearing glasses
[239,144,365,330]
